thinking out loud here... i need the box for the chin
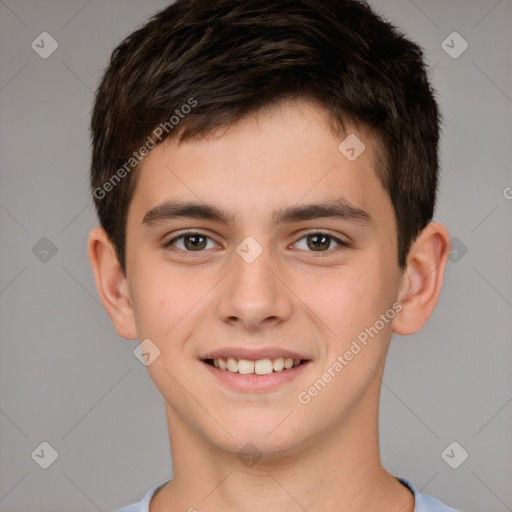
[213,413,308,458]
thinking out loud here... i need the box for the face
[123,99,404,457]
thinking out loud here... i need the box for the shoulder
[398,477,461,512]
[116,481,169,512]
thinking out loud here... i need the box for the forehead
[127,99,392,229]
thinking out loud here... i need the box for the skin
[88,99,450,512]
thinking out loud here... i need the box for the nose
[214,242,293,332]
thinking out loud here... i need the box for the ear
[392,222,451,335]
[87,226,138,340]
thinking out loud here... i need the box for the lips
[200,347,310,361]
[200,347,311,389]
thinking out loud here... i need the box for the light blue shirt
[117,477,459,511]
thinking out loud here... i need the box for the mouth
[200,353,311,392]
[203,356,305,375]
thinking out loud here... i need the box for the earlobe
[392,222,451,336]
[87,226,138,340]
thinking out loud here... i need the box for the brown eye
[183,234,208,251]
[294,232,349,253]
[164,233,216,252]
[307,234,331,251]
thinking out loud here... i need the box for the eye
[293,232,350,252]
[163,232,217,252]
[162,231,351,255]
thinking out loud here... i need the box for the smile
[200,347,312,392]
[205,357,303,374]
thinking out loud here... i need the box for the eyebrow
[141,198,373,228]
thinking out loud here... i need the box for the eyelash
[162,231,352,256]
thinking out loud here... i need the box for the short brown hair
[90,0,441,273]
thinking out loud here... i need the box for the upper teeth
[212,357,301,375]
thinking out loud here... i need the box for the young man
[87,1,457,510]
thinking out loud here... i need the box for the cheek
[309,262,397,353]
[128,262,208,391]
[129,259,202,339]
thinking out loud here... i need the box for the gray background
[0,1,511,511]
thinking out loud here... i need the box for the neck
[150,381,415,512]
